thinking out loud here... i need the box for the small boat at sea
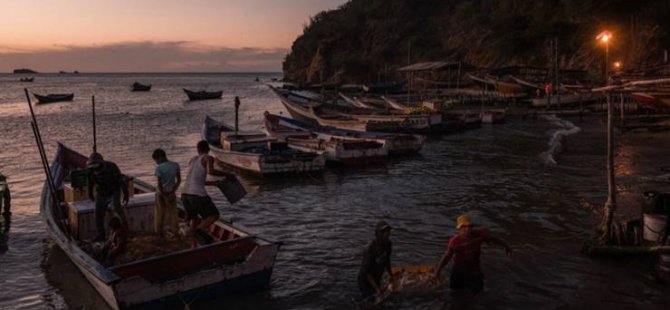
[203,116,326,175]
[19,77,34,82]
[131,82,151,91]
[42,144,280,309]
[34,93,74,104]
[264,113,391,165]
[184,89,223,101]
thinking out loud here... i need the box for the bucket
[643,213,667,243]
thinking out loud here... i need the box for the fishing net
[389,265,443,295]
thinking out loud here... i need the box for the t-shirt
[447,229,492,273]
[89,161,122,196]
[154,161,180,193]
[358,239,392,282]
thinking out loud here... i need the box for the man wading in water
[358,220,395,303]
[433,214,511,294]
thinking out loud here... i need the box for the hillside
[283,0,670,84]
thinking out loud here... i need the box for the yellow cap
[456,214,472,229]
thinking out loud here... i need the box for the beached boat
[34,93,74,104]
[203,116,326,175]
[42,144,280,310]
[265,112,424,155]
[530,92,602,107]
[184,89,223,101]
[264,113,389,165]
[630,92,670,110]
[131,82,151,91]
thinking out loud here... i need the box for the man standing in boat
[152,148,181,239]
[87,153,129,242]
[0,173,11,232]
[433,214,511,294]
[181,140,232,245]
[358,220,395,303]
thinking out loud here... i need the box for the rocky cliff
[283,0,670,83]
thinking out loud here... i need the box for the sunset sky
[0,0,347,72]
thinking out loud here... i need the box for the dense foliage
[283,0,670,83]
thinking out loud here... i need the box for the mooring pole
[92,96,97,153]
[602,90,616,241]
[234,96,240,137]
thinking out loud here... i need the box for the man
[358,220,395,302]
[152,148,181,238]
[0,173,10,232]
[181,140,231,246]
[87,152,129,242]
[101,217,127,266]
[433,214,511,294]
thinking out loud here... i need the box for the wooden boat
[264,113,389,165]
[203,116,326,175]
[42,144,280,310]
[631,92,670,110]
[270,86,442,134]
[19,77,34,82]
[184,89,223,101]
[131,82,151,91]
[34,93,74,104]
[530,93,602,107]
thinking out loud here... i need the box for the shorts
[450,271,484,294]
[181,194,219,221]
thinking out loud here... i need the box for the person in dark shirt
[101,217,127,266]
[358,220,395,302]
[433,214,511,294]
[87,153,129,242]
[0,174,10,232]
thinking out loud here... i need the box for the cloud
[0,41,287,72]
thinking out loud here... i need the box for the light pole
[596,30,616,241]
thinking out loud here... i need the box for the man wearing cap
[87,152,129,242]
[358,220,395,302]
[434,214,511,294]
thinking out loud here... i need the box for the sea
[0,73,668,310]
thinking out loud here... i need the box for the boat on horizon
[203,116,326,175]
[41,144,280,310]
[34,93,74,104]
[131,82,151,91]
[184,89,223,101]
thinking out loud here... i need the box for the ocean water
[0,73,668,310]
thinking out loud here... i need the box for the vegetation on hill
[283,0,670,83]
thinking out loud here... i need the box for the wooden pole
[601,91,616,242]
[619,93,624,122]
[234,96,240,137]
[92,96,97,153]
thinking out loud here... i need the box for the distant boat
[34,93,74,104]
[42,143,280,310]
[255,77,260,82]
[131,82,151,91]
[183,89,223,101]
[203,116,326,175]
[19,77,34,82]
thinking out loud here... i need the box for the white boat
[203,116,326,175]
[42,144,280,310]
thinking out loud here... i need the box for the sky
[0,0,348,72]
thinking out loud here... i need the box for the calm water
[0,73,668,310]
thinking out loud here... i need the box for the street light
[613,61,621,71]
[596,31,613,84]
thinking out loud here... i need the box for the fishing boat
[264,113,389,165]
[467,74,524,95]
[203,116,326,175]
[184,89,223,101]
[270,86,442,134]
[41,144,280,310]
[530,93,602,107]
[19,77,34,82]
[131,82,151,91]
[34,93,74,104]
[631,92,670,110]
